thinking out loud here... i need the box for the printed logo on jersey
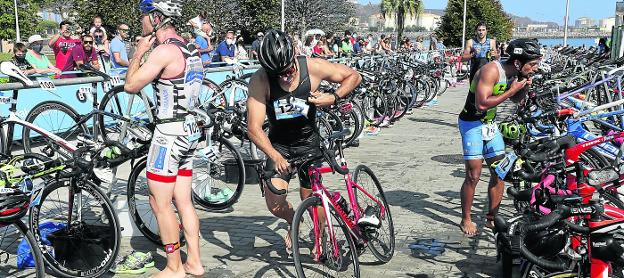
[153,146,168,170]
[155,136,168,145]
[184,56,204,84]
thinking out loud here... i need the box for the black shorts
[265,142,322,189]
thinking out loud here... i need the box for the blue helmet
[138,0,182,17]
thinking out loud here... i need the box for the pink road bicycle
[284,129,395,278]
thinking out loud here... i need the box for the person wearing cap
[251,32,264,59]
[25,35,62,75]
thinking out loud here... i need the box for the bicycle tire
[97,85,154,146]
[29,178,121,278]
[126,158,186,245]
[0,220,46,278]
[217,79,249,109]
[191,137,246,210]
[363,94,387,127]
[291,196,361,278]
[22,101,87,158]
[352,164,395,262]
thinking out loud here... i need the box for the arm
[124,36,166,93]
[112,52,129,67]
[475,64,524,111]
[461,40,474,61]
[246,72,287,169]
[49,34,60,48]
[46,61,62,75]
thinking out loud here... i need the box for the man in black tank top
[124,1,205,277]
[462,22,498,83]
[247,30,361,252]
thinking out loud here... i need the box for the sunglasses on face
[95,35,103,39]
[83,41,93,45]
[279,63,297,78]
[119,28,129,32]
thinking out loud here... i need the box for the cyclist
[123,0,204,277]
[457,38,542,236]
[247,29,362,253]
[462,22,499,83]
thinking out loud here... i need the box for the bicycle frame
[305,158,385,262]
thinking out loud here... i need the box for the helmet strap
[147,13,172,37]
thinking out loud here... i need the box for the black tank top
[266,56,318,145]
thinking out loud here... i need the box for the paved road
[112,83,515,277]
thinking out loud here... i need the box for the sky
[358,0,617,24]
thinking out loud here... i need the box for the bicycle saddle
[0,62,34,86]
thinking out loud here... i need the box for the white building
[575,17,596,28]
[526,24,549,32]
[384,10,442,31]
[600,17,616,32]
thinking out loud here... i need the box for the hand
[526,77,533,87]
[509,77,528,94]
[271,154,290,176]
[308,90,337,107]
[136,35,156,56]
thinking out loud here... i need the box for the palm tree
[381,0,423,43]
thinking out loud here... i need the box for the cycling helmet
[138,0,182,17]
[506,38,542,62]
[0,188,29,223]
[499,121,527,140]
[258,30,296,76]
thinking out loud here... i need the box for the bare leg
[265,178,294,251]
[460,159,483,236]
[172,175,204,276]
[148,179,185,278]
[485,155,505,229]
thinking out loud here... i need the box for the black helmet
[506,38,542,62]
[258,30,296,76]
[0,188,29,223]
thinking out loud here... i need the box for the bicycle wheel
[28,179,121,277]
[127,158,185,245]
[0,220,45,278]
[97,85,154,147]
[219,79,249,109]
[22,101,88,158]
[362,94,387,127]
[352,165,394,262]
[200,79,223,108]
[191,137,246,210]
[292,196,360,278]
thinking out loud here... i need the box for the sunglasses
[83,41,93,45]
[279,63,297,78]
[119,28,129,32]
[95,35,103,39]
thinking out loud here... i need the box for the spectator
[340,36,353,56]
[235,37,249,60]
[313,40,324,56]
[437,38,446,50]
[345,30,355,46]
[195,22,213,67]
[49,20,82,70]
[251,32,263,59]
[321,36,334,57]
[61,34,101,78]
[109,23,130,69]
[429,34,438,51]
[215,31,236,64]
[93,28,111,71]
[598,37,610,54]
[303,36,314,56]
[11,43,36,75]
[188,11,209,40]
[414,36,424,51]
[292,34,303,55]
[332,37,341,56]
[353,38,363,54]
[25,35,61,75]
[89,16,108,42]
[365,34,375,53]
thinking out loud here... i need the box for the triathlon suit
[146,38,204,182]
[265,56,321,189]
[469,37,492,83]
[458,60,508,160]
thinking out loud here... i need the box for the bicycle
[282,129,395,277]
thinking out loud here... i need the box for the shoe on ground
[110,252,147,274]
[128,251,154,268]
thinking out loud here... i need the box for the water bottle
[19,177,33,192]
[332,192,351,216]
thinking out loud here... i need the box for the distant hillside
[510,15,559,28]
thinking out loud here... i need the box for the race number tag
[110,73,123,86]
[274,97,309,120]
[183,115,201,142]
[495,151,518,179]
[37,77,56,91]
[481,122,498,141]
[76,86,93,103]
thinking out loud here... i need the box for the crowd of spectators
[10,12,449,77]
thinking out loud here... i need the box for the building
[384,9,443,31]
[575,17,596,28]
[368,13,385,29]
[600,17,616,32]
[526,24,549,32]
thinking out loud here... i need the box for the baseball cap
[28,35,44,44]
[257,32,264,37]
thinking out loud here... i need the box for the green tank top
[458,61,508,122]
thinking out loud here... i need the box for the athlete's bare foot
[150,265,186,278]
[460,220,478,236]
[183,260,205,276]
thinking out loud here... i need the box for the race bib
[183,115,201,142]
[37,77,56,91]
[481,122,498,141]
[495,151,518,179]
[274,97,309,120]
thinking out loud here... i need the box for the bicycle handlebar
[518,206,571,271]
